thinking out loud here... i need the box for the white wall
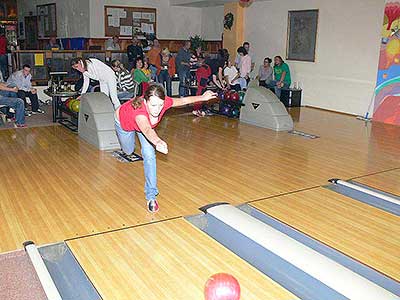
[245,0,385,115]
[17,0,222,41]
[201,5,224,40]
[17,0,90,38]
[89,0,203,39]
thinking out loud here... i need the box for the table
[44,89,79,131]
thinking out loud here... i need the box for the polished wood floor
[251,187,400,281]
[68,218,297,300]
[1,106,399,299]
[0,107,399,252]
[354,168,400,197]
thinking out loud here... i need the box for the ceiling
[170,0,267,7]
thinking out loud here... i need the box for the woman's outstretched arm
[172,90,217,107]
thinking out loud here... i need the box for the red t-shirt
[0,36,6,55]
[119,96,174,131]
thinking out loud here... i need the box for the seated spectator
[106,35,121,51]
[237,46,251,86]
[0,82,26,127]
[45,37,61,51]
[7,64,44,114]
[155,48,175,97]
[224,60,246,91]
[271,55,291,98]
[142,59,152,81]
[193,55,211,117]
[257,57,273,88]
[132,58,150,85]
[111,59,137,101]
[206,48,229,90]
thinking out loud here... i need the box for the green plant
[190,35,206,51]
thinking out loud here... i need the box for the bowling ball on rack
[68,99,79,111]
[71,100,80,112]
[221,103,232,116]
[230,91,240,102]
[224,90,231,101]
[64,98,72,109]
[218,91,225,100]
[204,273,241,300]
[231,108,240,118]
[238,91,245,103]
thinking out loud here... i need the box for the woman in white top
[223,60,247,91]
[71,57,121,109]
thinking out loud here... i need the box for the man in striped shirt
[111,60,138,101]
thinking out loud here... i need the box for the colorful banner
[373,1,400,125]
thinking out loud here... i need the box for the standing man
[175,40,191,97]
[7,64,44,114]
[146,39,161,81]
[127,36,143,71]
[0,30,7,80]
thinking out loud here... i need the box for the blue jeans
[269,81,290,98]
[178,69,190,97]
[0,91,25,125]
[115,119,158,201]
[149,65,158,82]
[117,91,134,101]
[158,70,172,97]
[0,54,7,80]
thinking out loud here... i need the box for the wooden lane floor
[1,108,400,252]
[353,168,400,197]
[67,218,297,300]
[251,187,400,281]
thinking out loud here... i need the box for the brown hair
[71,57,90,71]
[131,84,166,109]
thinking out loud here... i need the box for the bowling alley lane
[251,187,400,282]
[354,168,400,197]
[67,218,297,300]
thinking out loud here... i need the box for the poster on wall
[373,1,400,125]
[286,10,319,62]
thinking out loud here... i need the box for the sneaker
[32,108,45,114]
[192,110,205,117]
[25,110,32,117]
[203,109,213,116]
[147,199,159,213]
[14,123,27,128]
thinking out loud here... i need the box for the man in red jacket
[0,30,7,80]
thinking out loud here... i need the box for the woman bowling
[71,57,121,109]
[115,84,216,213]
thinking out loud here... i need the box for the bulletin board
[104,5,157,37]
[37,3,57,38]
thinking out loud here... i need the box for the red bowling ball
[224,90,231,101]
[230,92,240,102]
[204,273,241,300]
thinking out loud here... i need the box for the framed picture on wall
[286,9,319,62]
